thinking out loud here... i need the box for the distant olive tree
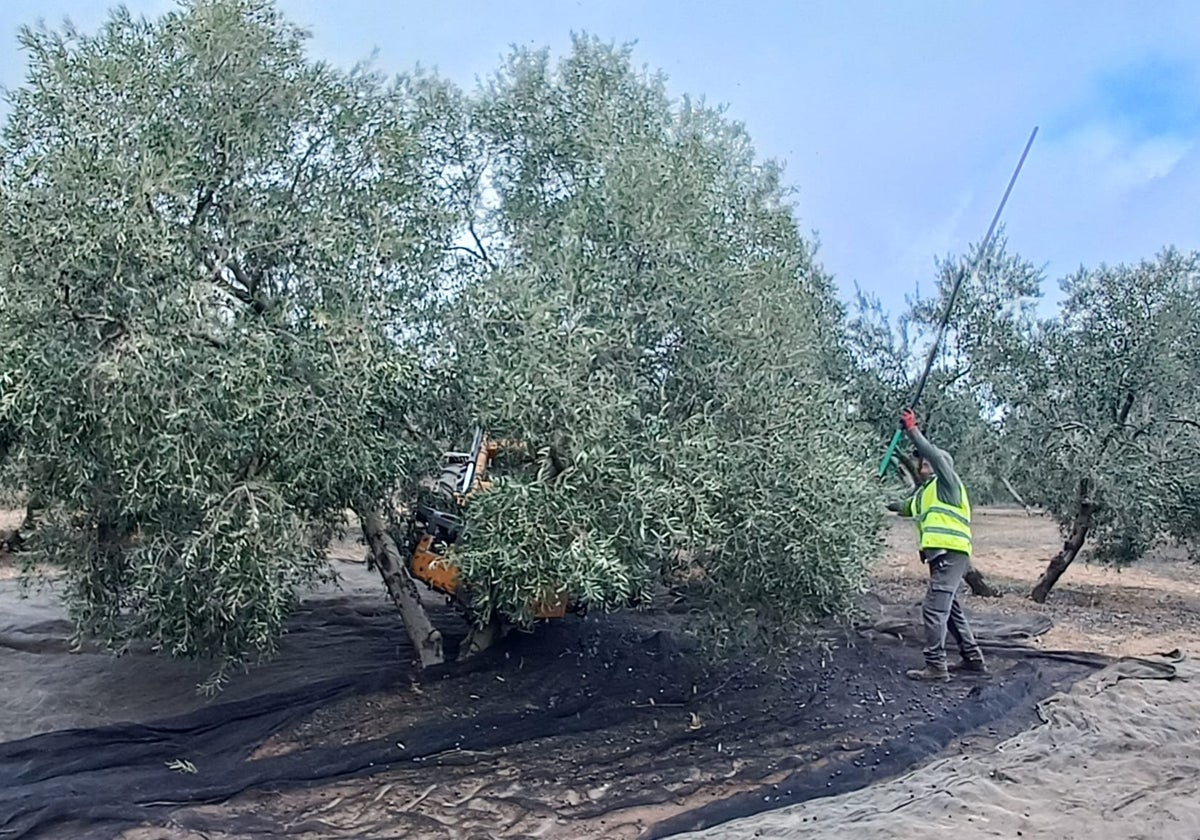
[1012,251,1200,600]
[845,286,1012,502]
[934,243,1200,600]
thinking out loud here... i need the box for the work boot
[906,663,950,682]
[948,657,989,674]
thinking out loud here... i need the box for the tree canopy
[0,2,888,672]
[443,36,884,651]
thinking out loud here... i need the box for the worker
[887,408,987,681]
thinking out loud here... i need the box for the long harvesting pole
[878,126,1039,477]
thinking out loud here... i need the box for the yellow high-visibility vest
[912,477,972,555]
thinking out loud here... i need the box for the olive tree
[1012,250,1200,600]
[440,36,887,654]
[0,0,459,677]
[936,243,1200,600]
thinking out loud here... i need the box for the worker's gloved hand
[900,408,918,431]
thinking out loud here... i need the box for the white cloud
[1061,122,1193,193]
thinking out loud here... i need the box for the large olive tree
[0,0,458,677]
[440,36,886,654]
[1,4,893,675]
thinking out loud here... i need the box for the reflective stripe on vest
[913,477,972,555]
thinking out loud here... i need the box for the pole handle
[878,428,903,477]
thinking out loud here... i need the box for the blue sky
[3,0,1198,315]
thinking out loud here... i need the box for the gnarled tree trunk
[458,615,511,663]
[1031,478,1093,603]
[1,499,38,554]
[359,509,444,667]
[1030,392,1133,603]
[964,564,1001,597]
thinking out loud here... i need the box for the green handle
[878,428,903,477]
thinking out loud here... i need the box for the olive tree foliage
[0,0,459,675]
[946,246,1200,599]
[1024,251,1200,595]
[438,36,886,652]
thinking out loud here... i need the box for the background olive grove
[860,237,1200,601]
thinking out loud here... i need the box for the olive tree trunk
[359,509,444,667]
[1030,393,1133,603]
[1,499,38,553]
[1030,479,1093,603]
[964,564,1001,597]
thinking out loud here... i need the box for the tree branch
[69,310,127,345]
[287,136,324,200]
[190,187,214,231]
[449,244,488,263]
[1001,475,1034,515]
[193,330,228,350]
[201,252,268,315]
[202,253,257,309]
[467,218,494,269]
[1098,391,1136,457]
[226,258,259,300]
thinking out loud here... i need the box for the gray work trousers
[922,549,983,666]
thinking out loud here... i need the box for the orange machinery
[408,429,569,619]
